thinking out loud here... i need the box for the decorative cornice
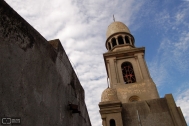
[103,47,145,58]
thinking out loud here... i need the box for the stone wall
[122,95,187,126]
[0,1,91,125]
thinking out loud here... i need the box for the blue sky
[5,0,189,125]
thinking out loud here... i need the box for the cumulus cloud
[149,29,189,87]
[147,1,189,83]
[4,0,189,125]
[176,87,189,124]
[147,2,189,123]
[5,0,146,125]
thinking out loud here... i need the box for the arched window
[121,62,136,84]
[131,38,134,45]
[110,119,116,126]
[111,38,117,47]
[125,36,130,44]
[118,36,124,45]
[108,42,111,50]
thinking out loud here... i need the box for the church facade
[99,21,187,126]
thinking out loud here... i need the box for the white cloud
[148,1,189,86]
[176,88,189,124]
[4,0,189,125]
[147,3,189,124]
[148,32,189,103]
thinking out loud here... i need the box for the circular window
[129,96,140,102]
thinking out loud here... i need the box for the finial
[113,15,115,22]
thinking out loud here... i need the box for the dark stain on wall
[0,1,91,126]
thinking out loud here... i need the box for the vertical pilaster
[102,118,106,126]
[107,42,109,50]
[129,36,132,45]
[108,58,117,87]
[137,54,150,81]
[107,60,112,87]
[110,42,113,49]
[123,36,126,44]
[114,59,120,83]
[115,37,119,45]
[144,59,151,78]
[134,55,143,82]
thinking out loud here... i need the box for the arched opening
[110,119,116,126]
[118,36,124,45]
[121,62,136,84]
[129,96,140,102]
[108,42,111,50]
[131,37,134,45]
[111,38,117,47]
[125,36,130,44]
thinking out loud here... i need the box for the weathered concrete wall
[0,1,91,125]
[122,98,174,126]
[122,96,187,126]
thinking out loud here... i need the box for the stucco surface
[101,88,118,102]
[0,1,91,126]
[106,21,130,39]
[122,98,175,126]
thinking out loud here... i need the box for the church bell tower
[103,21,159,103]
[99,21,187,126]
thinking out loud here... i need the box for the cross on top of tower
[113,15,115,22]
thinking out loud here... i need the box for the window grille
[121,62,136,84]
